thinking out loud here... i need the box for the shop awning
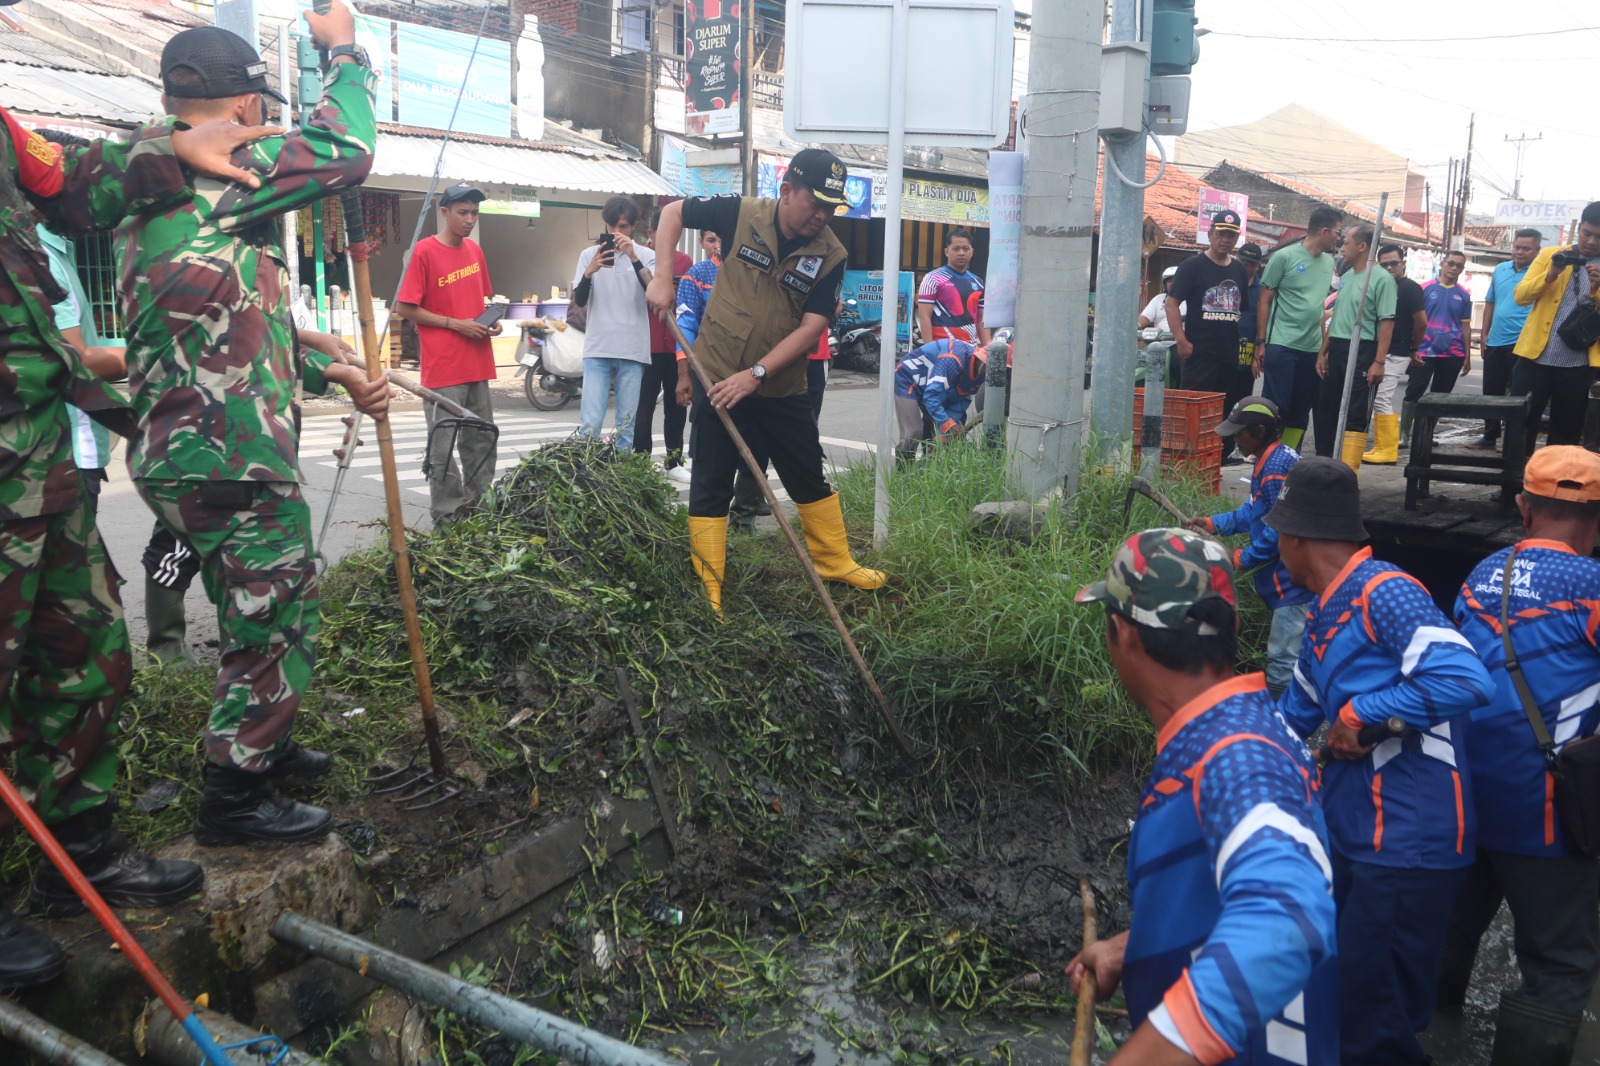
[372,130,678,197]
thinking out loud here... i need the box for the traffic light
[1150,0,1199,77]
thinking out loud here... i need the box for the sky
[1014,0,1598,217]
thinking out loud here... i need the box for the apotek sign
[1495,199,1586,226]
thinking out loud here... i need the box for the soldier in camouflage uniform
[0,43,288,984]
[120,7,389,847]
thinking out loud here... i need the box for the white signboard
[782,0,1013,147]
[1495,199,1586,226]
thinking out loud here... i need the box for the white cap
[1162,265,1178,281]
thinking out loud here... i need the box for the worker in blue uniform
[1072,527,1338,1065]
[1186,396,1314,696]
[892,337,986,463]
[1440,445,1600,1066]
[1267,457,1494,1066]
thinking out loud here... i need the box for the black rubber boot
[195,764,332,846]
[265,740,332,783]
[1491,991,1581,1066]
[0,906,65,988]
[35,804,204,916]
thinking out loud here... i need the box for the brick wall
[514,0,579,34]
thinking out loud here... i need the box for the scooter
[831,300,884,373]
[515,322,583,411]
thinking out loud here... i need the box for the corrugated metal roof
[371,131,677,196]
[378,121,641,160]
[0,31,110,73]
[0,62,161,125]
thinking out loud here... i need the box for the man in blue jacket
[1268,457,1493,1065]
[1440,445,1600,1065]
[1071,528,1338,1065]
[892,337,986,464]
[1186,396,1312,696]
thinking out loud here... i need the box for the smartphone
[475,303,507,328]
[596,233,617,254]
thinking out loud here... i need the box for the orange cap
[1523,445,1600,502]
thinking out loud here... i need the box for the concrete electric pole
[1004,0,1102,499]
[1506,132,1541,200]
[1089,0,1148,462]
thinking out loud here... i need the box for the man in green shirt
[1254,206,1342,451]
[1314,224,1395,474]
[123,8,390,847]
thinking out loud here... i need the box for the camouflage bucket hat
[1075,527,1237,634]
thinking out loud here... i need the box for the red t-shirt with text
[398,236,496,389]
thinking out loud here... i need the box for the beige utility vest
[696,198,847,399]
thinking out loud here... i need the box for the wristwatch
[750,364,767,383]
[327,44,372,67]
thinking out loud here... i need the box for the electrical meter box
[1100,42,1149,137]
[1148,75,1191,137]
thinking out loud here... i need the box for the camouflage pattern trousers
[0,495,130,827]
[136,479,319,772]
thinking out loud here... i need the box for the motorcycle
[830,300,883,373]
[515,322,584,411]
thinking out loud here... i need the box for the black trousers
[1480,344,1517,441]
[1178,350,1234,393]
[633,350,687,462]
[1441,847,1600,1016]
[1403,356,1466,403]
[1313,338,1375,456]
[688,384,831,518]
[1512,359,1594,454]
[807,359,828,422]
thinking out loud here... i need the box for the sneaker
[665,465,692,485]
[1464,436,1498,451]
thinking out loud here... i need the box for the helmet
[1161,265,1178,282]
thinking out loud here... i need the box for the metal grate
[73,231,124,343]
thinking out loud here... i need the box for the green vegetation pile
[7,439,1265,1063]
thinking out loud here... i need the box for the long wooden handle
[344,191,448,776]
[1070,878,1099,1066]
[644,269,917,765]
[385,369,484,421]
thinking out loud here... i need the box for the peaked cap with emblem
[1076,528,1237,634]
[784,148,849,207]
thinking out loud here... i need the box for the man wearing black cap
[1185,396,1312,696]
[646,149,883,615]
[127,0,391,848]
[1166,209,1250,394]
[395,182,502,526]
[1267,457,1493,1065]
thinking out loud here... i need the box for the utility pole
[1088,0,1148,463]
[1506,132,1541,200]
[740,0,755,195]
[1004,0,1101,499]
[1456,113,1475,241]
[1441,159,1455,252]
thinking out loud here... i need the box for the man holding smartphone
[395,181,503,527]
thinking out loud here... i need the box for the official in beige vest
[647,150,886,614]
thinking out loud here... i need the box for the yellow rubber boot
[1340,431,1366,476]
[687,516,727,615]
[1362,413,1400,465]
[795,494,887,589]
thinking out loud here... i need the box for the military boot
[265,739,332,783]
[0,907,65,988]
[35,803,203,916]
[195,764,332,846]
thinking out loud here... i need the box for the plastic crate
[1133,389,1227,454]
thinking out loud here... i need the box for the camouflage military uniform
[121,61,376,771]
[0,109,189,827]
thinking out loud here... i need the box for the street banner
[901,178,988,225]
[843,269,916,346]
[662,135,743,196]
[1197,187,1248,243]
[985,151,1022,327]
[685,0,742,136]
[397,22,512,137]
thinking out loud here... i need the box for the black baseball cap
[1215,396,1280,437]
[1264,456,1368,542]
[784,148,849,207]
[162,26,287,105]
[1210,209,1242,234]
[1237,242,1264,264]
[440,183,487,206]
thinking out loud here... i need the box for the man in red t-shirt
[636,207,696,481]
[395,182,502,525]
